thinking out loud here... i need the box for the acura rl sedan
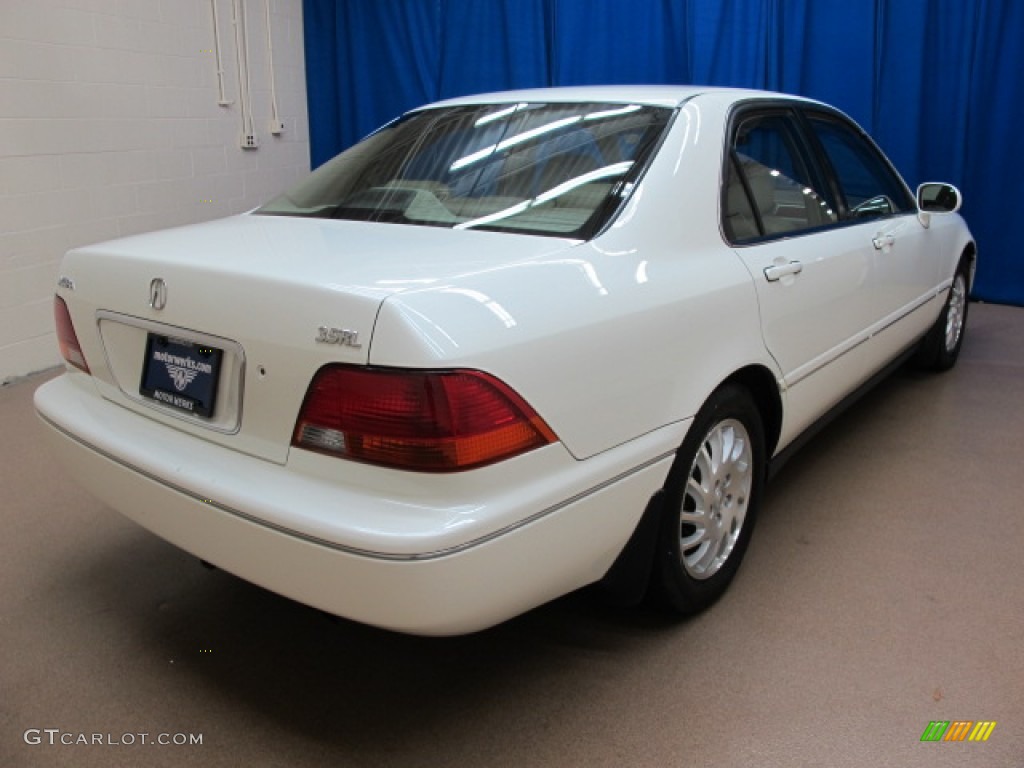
[35,86,975,635]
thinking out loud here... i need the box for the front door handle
[764,260,803,282]
[872,233,896,250]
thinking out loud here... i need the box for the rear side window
[806,115,913,219]
[724,113,837,242]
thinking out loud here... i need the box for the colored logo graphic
[920,721,996,742]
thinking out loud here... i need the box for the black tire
[654,384,766,615]
[915,256,970,371]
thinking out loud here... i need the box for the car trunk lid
[57,214,575,464]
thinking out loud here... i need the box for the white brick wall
[0,0,311,383]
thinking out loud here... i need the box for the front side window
[724,113,837,243]
[257,102,672,239]
[807,115,913,219]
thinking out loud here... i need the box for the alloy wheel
[677,418,753,579]
[945,273,967,352]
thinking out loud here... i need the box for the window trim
[796,107,916,220]
[720,99,919,247]
[720,101,838,246]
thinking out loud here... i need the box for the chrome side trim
[785,336,869,389]
[40,411,674,562]
[785,289,941,389]
[868,288,942,339]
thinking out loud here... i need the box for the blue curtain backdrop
[302,0,1024,305]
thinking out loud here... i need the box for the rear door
[724,103,929,442]
[725,107,876,433]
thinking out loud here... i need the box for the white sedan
[35,86,975,635]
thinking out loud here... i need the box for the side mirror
[917,182,962,213]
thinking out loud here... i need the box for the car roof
[420,85,820,111]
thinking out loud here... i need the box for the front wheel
[654,384,766,615]
[916,257,970,371]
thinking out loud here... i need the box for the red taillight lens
[54,295,90,374]
[292,366,558,471]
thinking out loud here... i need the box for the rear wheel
[654,384,766,614]
[916,257,970,371]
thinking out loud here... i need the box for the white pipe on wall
[265,0,283,134]
[210,0,233,106]
[231,0,257,147]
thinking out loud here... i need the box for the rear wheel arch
[600,368,781,606]
[653,382,767,613]
[722,365,783,458]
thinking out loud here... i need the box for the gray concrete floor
[2,302,1022,768]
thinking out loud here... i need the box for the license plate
[140,335,223,418]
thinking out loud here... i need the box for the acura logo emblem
[149,278,167,310]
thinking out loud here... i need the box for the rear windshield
[257,102,673,239]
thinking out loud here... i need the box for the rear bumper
[35,374,681,635]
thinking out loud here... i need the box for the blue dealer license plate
[140,335,223,418]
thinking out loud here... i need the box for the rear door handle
[872,233,896,250]
[764,261,803,282]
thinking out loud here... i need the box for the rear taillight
[292,366,558,471]
[54,295,90,374]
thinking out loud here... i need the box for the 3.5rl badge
[316,326,362,348]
